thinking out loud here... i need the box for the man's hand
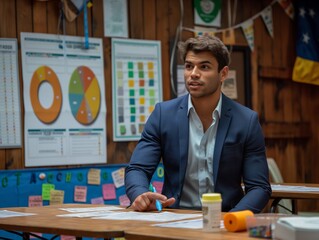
[130,192,175,211]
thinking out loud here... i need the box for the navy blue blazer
[125,94,271,213]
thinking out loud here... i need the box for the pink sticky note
[30,233,42,239]
[74,186,87,202]
[29,195,43,207]
[152,181,163,193]
[60,235,76,240]
[102,183,116,200]
[91,197,104,205]
[119,194,130,207]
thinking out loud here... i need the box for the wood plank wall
[0,0,319,212]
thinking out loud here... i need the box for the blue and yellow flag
[292,1,319,85]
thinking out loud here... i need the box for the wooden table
[0,204,256,240]
[124,226,252,240]
[270,183,319,214]
[0,204,127,239]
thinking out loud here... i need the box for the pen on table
[149,183,162,212]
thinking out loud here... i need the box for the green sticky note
[42,183,55,201]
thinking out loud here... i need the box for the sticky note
[42,184,55,201]
[50,189,64,205]
[102,183,116,200]
[111,168,125,188]
[87,168,101,185]
[74,186,87,202]
[29,195,43,207]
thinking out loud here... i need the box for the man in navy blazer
[125,35,271,213]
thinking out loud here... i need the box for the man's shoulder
[222,95,257,117]
[158,94,188,107]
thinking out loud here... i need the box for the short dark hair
[177,35,230,72]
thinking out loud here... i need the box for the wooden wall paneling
[0,151,5,169]
[47,1,60,34]
[271,4,295,68]
[156,0,170,100]
[129,0,144,39]
[261,79,284,121]
[16,1,33,35]
[255,18,273,67]
[91,0,104,38]
[33,1,48,33]
[144,0,156,40]
[181,0,194,41]
[0,0,23,169]
[16,0,33,169]
[0,0,16,38]
[64,14,77,36]
[103,36,115,164]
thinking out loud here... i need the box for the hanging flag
[278,0,294,19]
[194,26,216,37]
[261,6,274,38]
[194,0,221,27]
[292,1,319,85]
[222,29,236,45]
[241,19,254,51]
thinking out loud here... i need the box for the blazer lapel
[177,95,189,185]
[213,95,232,184]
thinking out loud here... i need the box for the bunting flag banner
[241,19,254,51]
[222,29,236,45]
[277,0,294,19]
[261,6,274,38]
[183,0,293,52]
[292,1,319,85]
[194,26,216,37]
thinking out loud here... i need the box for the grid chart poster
[0,39,22,148]
[21,32,107,167]
[112,38,163,141]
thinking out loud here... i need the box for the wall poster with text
[21,32,107,167]
[112,38,163,141]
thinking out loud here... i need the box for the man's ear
[220,66,229,83]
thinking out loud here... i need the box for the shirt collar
[187,94,222,119]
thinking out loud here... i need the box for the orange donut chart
[30,66,62,124]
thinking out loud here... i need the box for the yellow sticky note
[88,168,101,185]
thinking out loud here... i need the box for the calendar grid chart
[112,38,162,141]
[0,38,22,148]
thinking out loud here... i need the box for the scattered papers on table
[0,210,36,218]
[271,184,319,192]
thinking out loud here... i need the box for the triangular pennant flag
[241,19,254,51]
[278,0,294,19]
[261,6,274,38]
[194,26,216,37]
[222,29,236,45]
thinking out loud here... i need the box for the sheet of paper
[59,206,123,212]
[0,210,35,218]
[153,218,203,229]
[154,218,225,229]
[93,211,202,222]
[271,184,319,192]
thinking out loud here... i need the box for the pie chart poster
[21,32,107,167]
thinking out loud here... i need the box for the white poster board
[112,38,163,141]
[21,32,107,167]
[0,38,22,148]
